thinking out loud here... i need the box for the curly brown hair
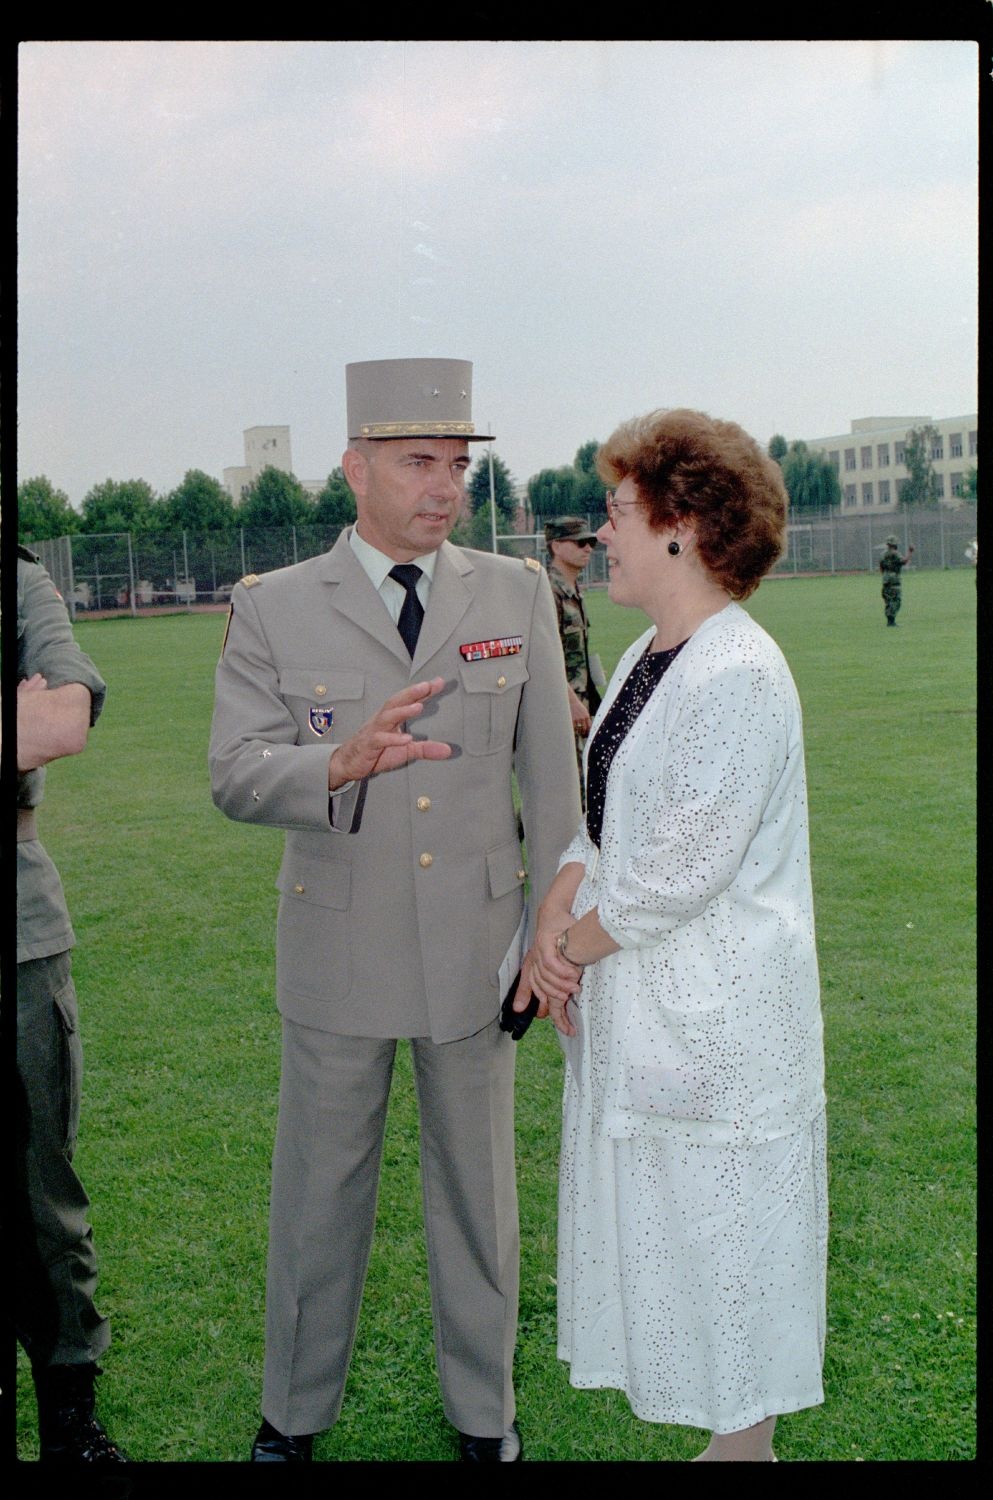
[597,409,787,599]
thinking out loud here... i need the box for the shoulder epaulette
[240,573,261,587]
[524,556,542,573]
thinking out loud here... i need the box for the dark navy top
[585,639,688,849]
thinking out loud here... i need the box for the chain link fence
[32,525,345,619]
[29,504,977,620]
[768,502,977,579]
[500,504,978,586]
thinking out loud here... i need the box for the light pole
[488,431,497,555]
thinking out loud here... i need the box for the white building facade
[223,426,324,502]
[803,415,977,511]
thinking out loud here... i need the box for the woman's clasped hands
[515,909,584,1038]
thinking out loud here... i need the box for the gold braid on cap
[359,420,477,436]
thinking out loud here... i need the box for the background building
[223,425,323,500]
[803,415,977,511]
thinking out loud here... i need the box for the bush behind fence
[33,504,978,620]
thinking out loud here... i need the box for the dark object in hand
[499,976,538,1041]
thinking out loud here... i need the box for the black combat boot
[35,1362,129,1464]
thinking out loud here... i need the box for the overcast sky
[17,39,979,506]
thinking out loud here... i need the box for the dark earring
[668,541,681,556]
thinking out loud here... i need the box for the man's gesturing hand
[328,678,452,790]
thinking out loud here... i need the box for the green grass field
[16,569,975,1462]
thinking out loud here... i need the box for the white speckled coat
[560,602,824,1145]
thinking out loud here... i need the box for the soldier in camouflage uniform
[879,534,915,626]
[15,547,128,1465]
[546,516,602,805]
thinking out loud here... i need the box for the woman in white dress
[517,409,827,1462]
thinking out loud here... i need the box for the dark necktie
[388,564,425,657]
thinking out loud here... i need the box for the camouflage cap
[885,535,900,547]
[346,358,494,442]
[545,516,599,546]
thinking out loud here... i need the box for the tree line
[17,447,605,547]
[527,427,976,519]
[18,424,976,546]
[17,466,359,545]
[524,427,975,520]
[18,458,525,546]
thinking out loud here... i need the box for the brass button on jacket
[419,853,434,868]
[416,796,431,812]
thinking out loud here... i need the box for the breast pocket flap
[278,668,365,701]
[458,656,530,696]
[487,841,527,899]
[277,854,351,911]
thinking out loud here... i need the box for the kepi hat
[346,358,493,442]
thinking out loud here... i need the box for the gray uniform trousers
[263,1014,518,1438]
[15,951,111,1369]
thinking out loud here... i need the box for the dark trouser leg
[15,953,110,1371]
[411,1020,519,1437]
[262,1023,396,1436]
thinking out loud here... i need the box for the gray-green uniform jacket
[210,529,580,1044]
[17,553,107,963]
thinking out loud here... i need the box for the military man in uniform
[545,516,603,805]
[15,547,128,1466]
[879,534,915,626]
[209,358,579,1462]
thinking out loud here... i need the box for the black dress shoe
[35,1363,130,1466]
[458,1421,522,1462]
[250,1418,314,1462]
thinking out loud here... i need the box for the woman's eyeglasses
[605,492,642,529]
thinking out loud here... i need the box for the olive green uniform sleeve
[17,555,107,961]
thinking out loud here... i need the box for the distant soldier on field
[545,516,605,806]
[879,534,914,626]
